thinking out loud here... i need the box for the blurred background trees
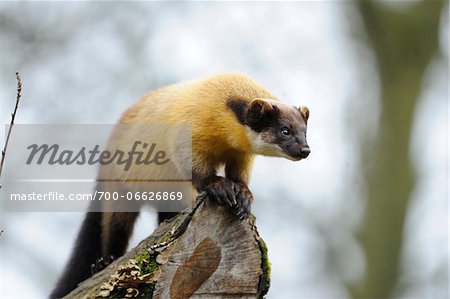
[350,1,445,298]
[0,1,447,298]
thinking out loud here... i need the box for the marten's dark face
[244,99,310,161]
[228,98,310,161]
[261,106,310,160]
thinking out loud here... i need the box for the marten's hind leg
[100,212,139,264]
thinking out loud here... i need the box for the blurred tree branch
[0,72,22,189]
[351,0,444,298]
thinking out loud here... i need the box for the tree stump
[64,193,270,299]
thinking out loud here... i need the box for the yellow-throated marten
[51,73,310,298]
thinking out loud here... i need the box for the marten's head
[228,98,310,161]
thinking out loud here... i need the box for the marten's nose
[300,147,310,158]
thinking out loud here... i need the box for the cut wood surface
[64,193,270,299]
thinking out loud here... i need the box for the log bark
[64,193,270,299]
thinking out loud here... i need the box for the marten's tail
[50,210,102,298]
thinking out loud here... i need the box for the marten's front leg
[194,174,240,209]
[231,182,253,220]
[193,154,254,220]
[195,175,252,220]
[193,171,248,219]
[225,154,254,220]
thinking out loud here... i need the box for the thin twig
[0,72,22,189]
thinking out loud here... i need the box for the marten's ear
[247,98,275,118]
[245,98,277,131]
[299,106,309,123]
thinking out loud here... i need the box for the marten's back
[119,73,275,125]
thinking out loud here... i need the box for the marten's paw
[203,177,252,220]
[233,182,253,220]
[91,255,114,275]
[203,176,238,209]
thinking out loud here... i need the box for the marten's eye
[281,127,290,136]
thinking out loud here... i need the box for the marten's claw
[203,177,252,220]
[204,177,237,208]
[233,183,253,220]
